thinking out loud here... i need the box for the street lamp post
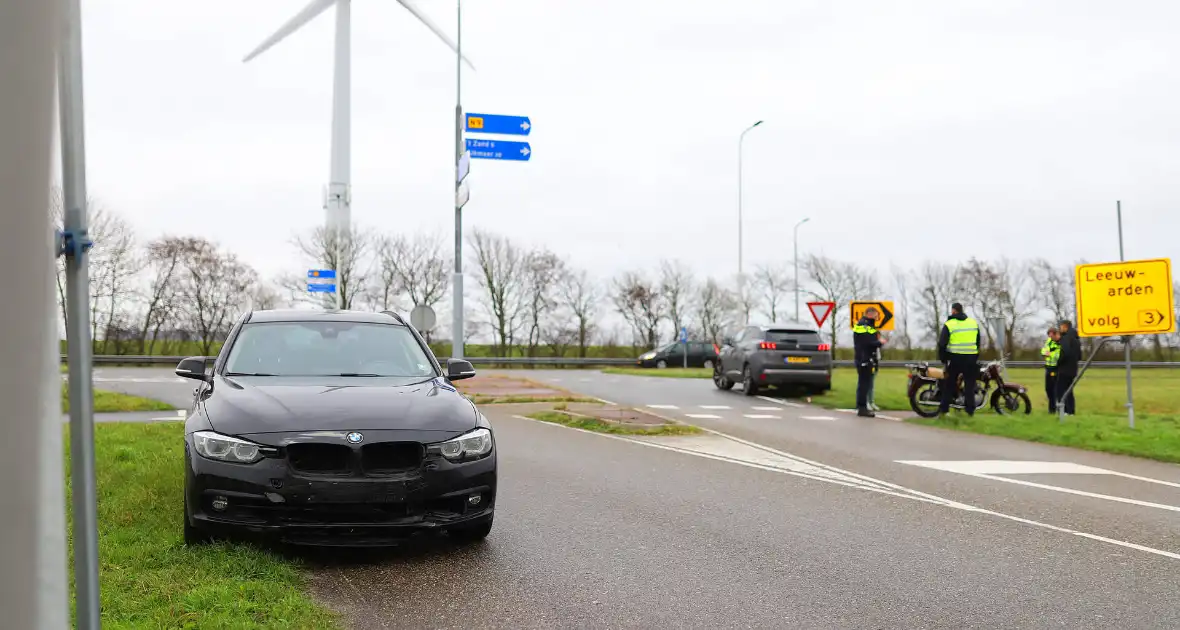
[794,217,810,321]
[737,120,763,277]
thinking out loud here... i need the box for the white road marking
[801,415,837,421]
[898,460,1180,514]
[699,405,731,410]
[751,406,780,411]
[647,404,679,410]
[176,410,186,417]
[743,414,781,419]
[685,414,722,419]
[513,415,1180,563]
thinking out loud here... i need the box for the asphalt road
[89,367,1180,628]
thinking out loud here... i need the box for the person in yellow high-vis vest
[1041,327,1062,413]
[936,302,980,416]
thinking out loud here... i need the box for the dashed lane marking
[685,414,722,419]
[756,395,803,408]
[751,406,780,411]
[647,404,679,410]
[700,405,731,410]
[801,415,837,421]
[743,414,781,419]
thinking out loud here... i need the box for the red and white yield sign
[807,301,835,328]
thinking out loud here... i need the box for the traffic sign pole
[451,0,465,360]
[1118,201,1134,428]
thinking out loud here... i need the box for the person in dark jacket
[1054,319,1081,415]
[937,303,980,416]
[853,307,885,417]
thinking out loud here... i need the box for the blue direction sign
[467,138,531,161]
[466,113,531,136]
[680,327,688,343]
[307,269,336,293]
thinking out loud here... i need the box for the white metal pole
[328,0,351,310]
[793,217,809,321]
[737,121,762,278]
[451,0,465,359]
[58,0,102,623]
[0,1,70,628]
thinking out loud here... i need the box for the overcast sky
[73,0,1179,286]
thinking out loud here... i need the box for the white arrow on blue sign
[467,138,531,161]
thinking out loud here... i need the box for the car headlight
[434,428,493,462]
[192,430,263,464]
[640,352,655,360]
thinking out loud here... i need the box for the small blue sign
[466,113,531,136]
[467,138,531,161]
[308,269,336,279]
[308,283,336,293]
[680,327,688,343]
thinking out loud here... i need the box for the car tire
[713,366,734,390]
[742,366,759,396]
[703,359,714,370]
[656,360,668,369]
[183,496,211,546]
[449,519,493,544]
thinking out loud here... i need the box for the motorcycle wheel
[909,381,941,418]
[991,388,1032,415]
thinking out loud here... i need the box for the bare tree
[292,225,372,309]
[802,254,854,349]
[990,258,1038,355]
[1029,258,1074,324]
[175,239,258,355]
[889,264,914,350]
[732,274,760,326]
[522,249,565,356]
[377,232,450,313]
[754,263,791,323]
[659,260,695,340]
[469,229,528,355]
[697,277,735,344]
[137,237,190,354]
[555,268,599,357]
[914,261,959,344]
[612,271,665,349]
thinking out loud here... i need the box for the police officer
[937,302,980,416]
[853,307,884,417]
[1040,326,1062,413]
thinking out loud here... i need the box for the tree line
[60,192,1180,360]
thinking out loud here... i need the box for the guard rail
[67,355,1180,369]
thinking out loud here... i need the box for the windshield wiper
[335,372,385,377]
[226,372,276,377]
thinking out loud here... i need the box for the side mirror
[176,356,211,383]
[446,358,477,381]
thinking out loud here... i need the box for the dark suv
[637,342,719,369]
[714,322,832,396]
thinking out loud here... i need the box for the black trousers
[1055,364,1077,415]
[856,363,874,410]
[1044,367,1058,413]
[939,354,978,415]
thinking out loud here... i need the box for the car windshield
[224,321,437,378]
[766,329,821,344]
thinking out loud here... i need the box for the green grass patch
[62,383,174,413]
[68,422,339,629]
[910,411,1180,463]
[601,367,712,379]
[527,410,701,436]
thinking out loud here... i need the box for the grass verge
[62,383,174,413]
[527,410,701,436]
[69,422,339,628]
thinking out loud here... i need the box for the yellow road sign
[849,301,895,331]
[466,115,484,130]
[1074,258,1174,337]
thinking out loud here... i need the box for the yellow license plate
[787,357,810,364]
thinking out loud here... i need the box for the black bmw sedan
[177,309,495,547]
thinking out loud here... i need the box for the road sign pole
[1,1,70,626]
[58,0,102,624]
[451,0,464,360]
[1117,200,1134,428]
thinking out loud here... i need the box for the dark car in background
[637,341,719,369]
[714,322,832,396]
[178,309,495,547]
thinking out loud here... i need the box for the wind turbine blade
[395,0,476,70]
[243,0,338,63]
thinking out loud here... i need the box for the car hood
[202,375,479,436]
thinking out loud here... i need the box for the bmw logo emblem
[346,432,363,444]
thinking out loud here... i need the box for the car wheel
[713,366,734,390]
[656,360,667,369]
[183,496,211,546]
[742,366,759,396]
[449,519,493,544]
[703,359,714,370]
